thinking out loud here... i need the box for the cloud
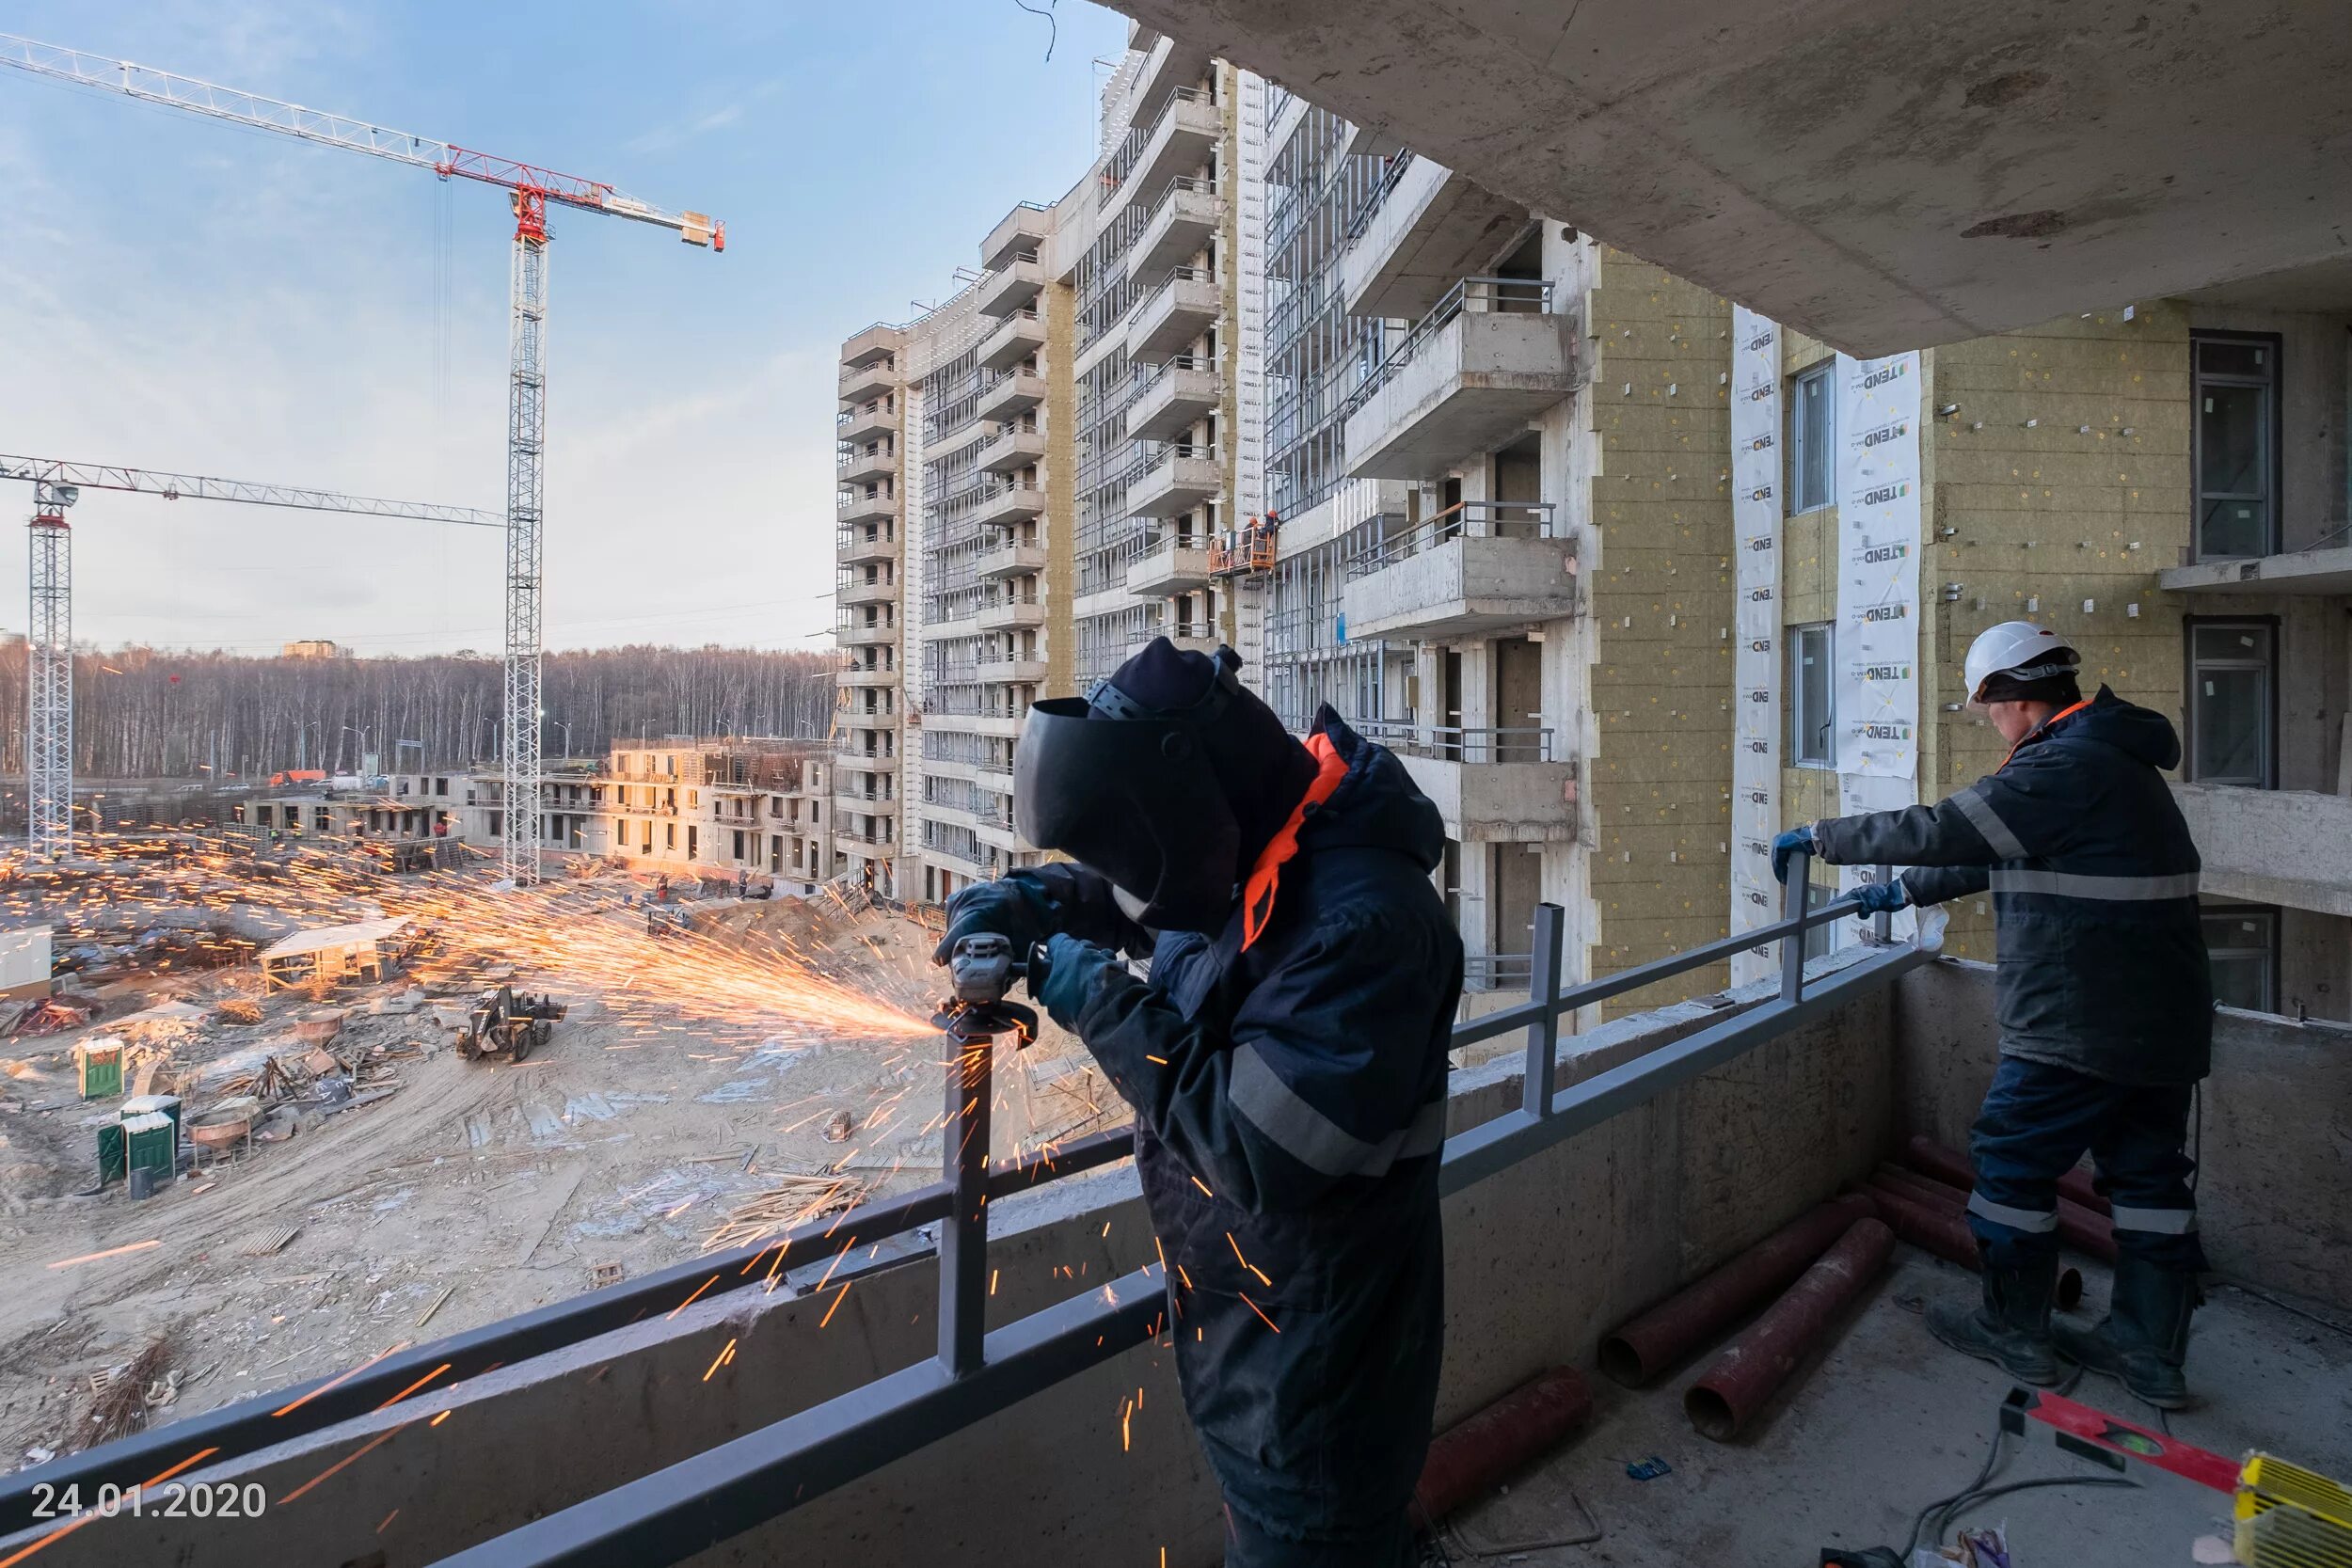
[625,102,745,158]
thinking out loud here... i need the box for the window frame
[2189,329,2282,562]
[2200,902,2280,1015]
[2183,614,2280,788]
[1786,360,1836,515]
[1788,620,1837,769]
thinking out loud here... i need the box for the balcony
[1105,92,1223,230]
[838,321,902,370]
[977,256,1046,320]
[2172,783,2352,916]
[840,705,898,733]
[1345,277,1579,480]
[837,355,898,407]
[2159,541,2352,595]
[1343,500,1577,639]
[1124,444,1221,518]
[837,663,897,689]
[1124,538,1211,596]
[1126,29,1214,132]
[837,575,897,609]
[1124,355,1220,441]
[1342,155,1531,321]
[976,541,1046,580]
[839,398,898,445]
[976,656,1048,684]
[1367,724,1579,843]
[976,370,1045,423]
[838,525,896,565]
[1124,178,1222,288]
[837,486,898,527]
[973,483,1045,530]
[1163,628,1220,659]
[836,442,898,488]
[115,833,2352,1568]
[977,594,1044,633]
[837,616,897,648]
[979,199,1050,274]
[977,309,1047,373]
[1125,267,1219,365]
[977,423,1046,476]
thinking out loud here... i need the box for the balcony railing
[1348,275,1556,414]
[1359,722,1556,764]
[57,851,1913,1563]
[1347,499,1558,577]
[1462,952,1534,992]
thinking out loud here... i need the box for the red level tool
[2000,1385,2239,1496]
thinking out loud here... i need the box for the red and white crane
[0,454,501,861]
[0,33,725,886]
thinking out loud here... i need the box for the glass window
[1789,622,1836,768]
[2192,334,2278,559]
[2201,906,2278,1014]
[1787,363,1834,514]
[2186,621,2274,786]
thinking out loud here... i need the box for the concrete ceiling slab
[1114,0,2352,355]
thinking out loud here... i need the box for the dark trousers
[1223,1502,1415,1568]
[1967,1055,2205,1273]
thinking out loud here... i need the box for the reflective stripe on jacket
[1813,687,2212,1085]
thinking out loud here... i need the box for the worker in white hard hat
[1770,622,2213,1406]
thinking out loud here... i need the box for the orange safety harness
[1239,733,1348,950]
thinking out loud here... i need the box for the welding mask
[1015,641,1307,934]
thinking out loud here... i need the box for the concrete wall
[32,958,1904,1568]
[1892,955,2352,1307]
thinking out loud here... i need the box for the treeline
[0,644,839,778]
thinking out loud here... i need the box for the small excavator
[456,985,566,1063]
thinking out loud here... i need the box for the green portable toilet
[96,1121,126,1186]
[121,1094,183,1168]
[122,1112,174,1185]
[74,1038,124,1101]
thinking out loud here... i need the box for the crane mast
[0,32,723,885]
[0,457,499,861]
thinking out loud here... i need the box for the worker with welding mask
[1772,621,2211,1407]
[934,637,1463,1566]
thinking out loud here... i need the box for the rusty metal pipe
[1865,1179,2083,1307]
[1596,1193,1878,1387]
[1874,1161,1969,1211]
[1413,1366,1593,1524]
[1683,1217,1896,1441]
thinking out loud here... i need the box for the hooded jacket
[1030,707,1464,1541]
[1812,687,2212,1085]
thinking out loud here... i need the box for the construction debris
[239,1225,301,1258]
[703,1171,874,1255]
[84,1333,174,1446]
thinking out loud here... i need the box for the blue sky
[0,0,1128,655]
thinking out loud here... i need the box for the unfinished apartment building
[834,323,909,897]
[590,739,836,894]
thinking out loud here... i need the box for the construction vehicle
[457,986,565,1063]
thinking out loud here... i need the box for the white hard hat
[1963,621,2079,703]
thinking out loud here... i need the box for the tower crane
[0,33,725,887]
[0,454,500,861]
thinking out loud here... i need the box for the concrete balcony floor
[1344,533,1578,640]
[1474,1248,2349,1568]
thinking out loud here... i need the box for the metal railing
[1347,275,1556,422]
[1359,721,1556,764]
[1462,952,1534,991]
[6,853,1915,1568]
[1346,499,1559,578]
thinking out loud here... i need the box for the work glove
[1033,932,1113,1032]
[1770,825,1816,885]
[931,875,1054,967]
[1851,878,1909,918]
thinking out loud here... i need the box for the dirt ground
[0,860,1112,1469]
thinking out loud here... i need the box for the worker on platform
[935,638,1463,1566]
[1771,622,2211,1407]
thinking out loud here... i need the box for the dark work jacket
[1037,708,1464,1538]
[1813,688,2211,1085]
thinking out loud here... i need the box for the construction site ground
[1438,1247,2352,1567]
[0,856,1113,1468]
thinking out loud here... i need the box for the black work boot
[2055,1254,2197,1409]
[1928,1251,2061,1384]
